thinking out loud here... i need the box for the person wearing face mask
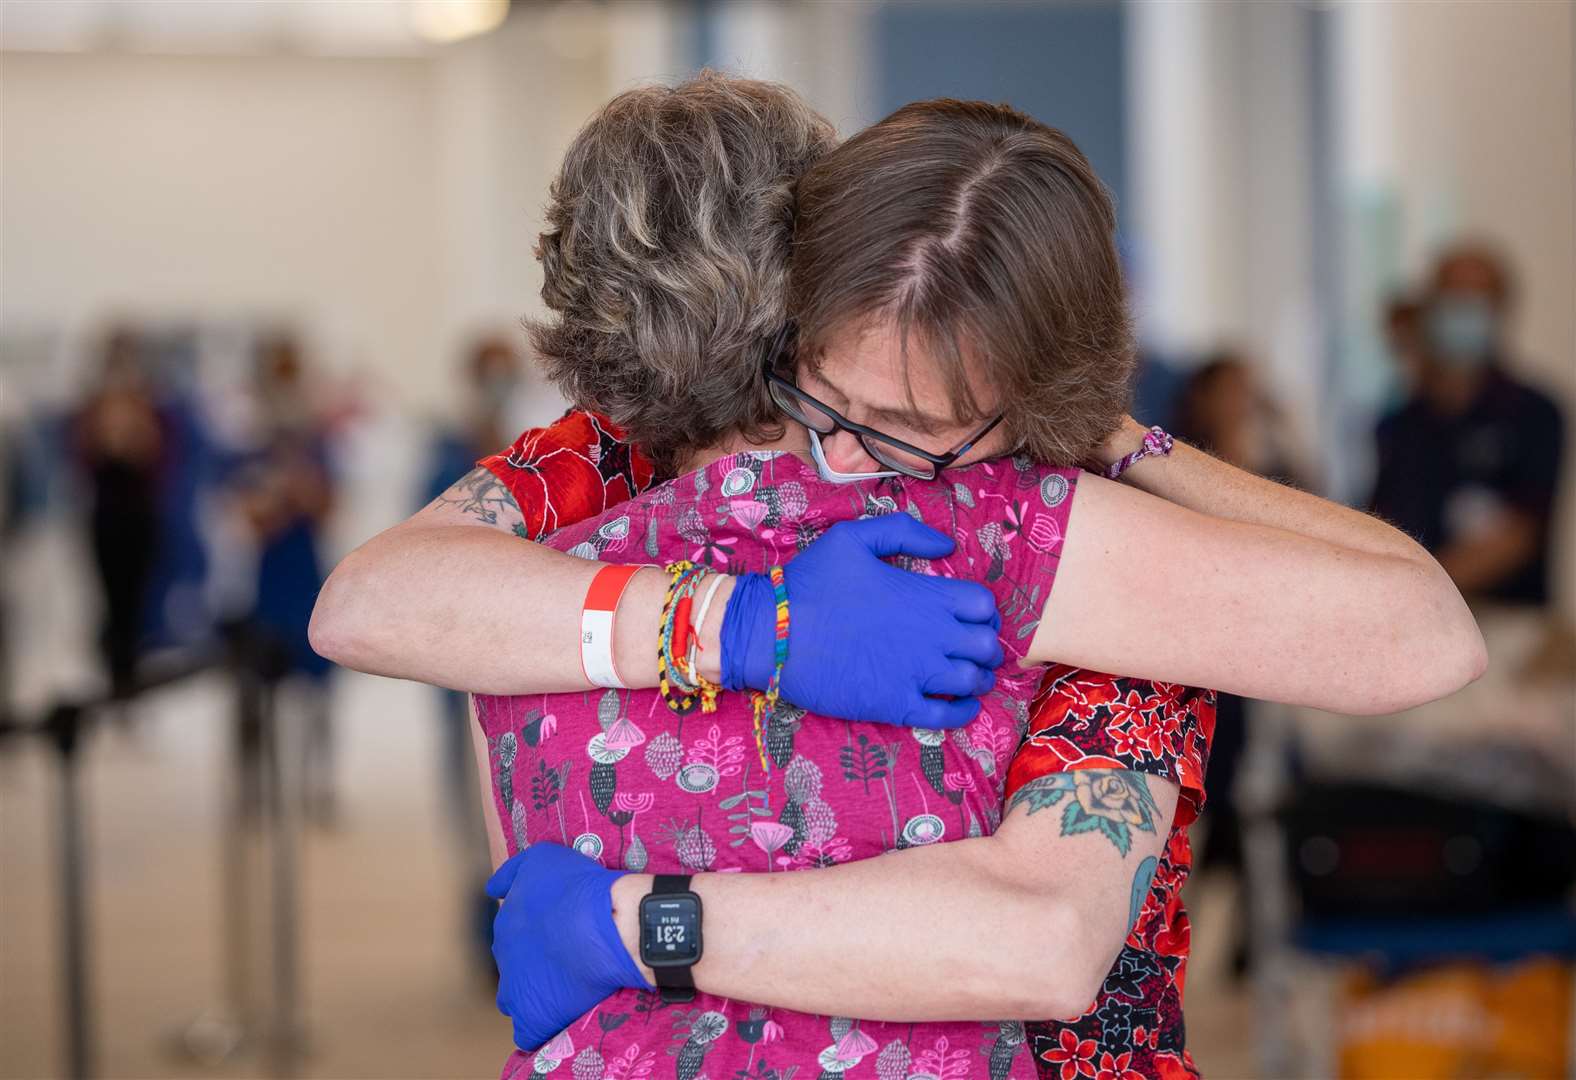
[1371,244,1566,606]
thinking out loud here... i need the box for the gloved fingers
[944,622,1006,669]
[512,1017,550,1054]
[931,578,999,624]
[485,850,528,900]
[836,514,956,559]
[921,657,997,698]
[908,694,982,730]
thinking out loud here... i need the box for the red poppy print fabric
[1006,668,1216,1080]
[477,409,657,540]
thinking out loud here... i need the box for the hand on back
[722,515,1004,730]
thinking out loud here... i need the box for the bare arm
[308,467,731,694]
[608,770,1179,1022]
[1029,421,1487,714]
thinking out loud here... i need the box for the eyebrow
[806,365,953,436]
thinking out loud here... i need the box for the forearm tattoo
[431,466,527,537]
[1006,769,1163,933]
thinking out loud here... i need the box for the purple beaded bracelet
[1103,425,1174,480]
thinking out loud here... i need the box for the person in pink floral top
[477,444,1079,1080]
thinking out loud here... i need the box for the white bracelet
[686,571,729,676]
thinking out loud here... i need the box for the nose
[821,430,883,474]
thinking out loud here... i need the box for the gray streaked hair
[529,71,837,475]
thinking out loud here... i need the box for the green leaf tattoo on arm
[429,465,527,536]
[1003,769,1160,858]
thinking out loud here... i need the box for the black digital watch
[638,874,703,1003]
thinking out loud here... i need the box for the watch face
[640,895,702,966]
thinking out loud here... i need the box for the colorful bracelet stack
[748,565,790,773]
[657,561,722,716]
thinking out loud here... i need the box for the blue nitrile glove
[486,843,651,1053]
[721,515,1004,729]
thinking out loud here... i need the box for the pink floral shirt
[474,449,1078,1080]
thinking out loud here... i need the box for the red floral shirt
[479,411,1214,1080]
[1008,670,1215,1080]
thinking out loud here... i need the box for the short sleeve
[904,458,1079,667]
[476,409,657,541]
[1004,666,1216,827]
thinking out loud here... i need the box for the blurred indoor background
[1,1,1572,1077]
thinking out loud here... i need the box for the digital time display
[640,895,701,965]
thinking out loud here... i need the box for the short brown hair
[530,72,837,475]
[791,100,1134,466]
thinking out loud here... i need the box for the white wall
[1,50,450,404]
[0,3,687,422]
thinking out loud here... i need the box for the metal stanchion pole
[172,638,262,1065]
[48,702,93,1080]
[259,674,303,1077]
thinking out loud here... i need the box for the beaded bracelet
[658,561,721,715]
[748,565,790,773]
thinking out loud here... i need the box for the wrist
[1094,415,1149,470]
[610,872,656,989]
[695,575,736,685]
[718,572,774,691]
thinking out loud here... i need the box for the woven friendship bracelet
[1102,425,1175,480]
[748,565,790,774]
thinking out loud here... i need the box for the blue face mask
[806,428,900,485]
[1426,296,1498,368]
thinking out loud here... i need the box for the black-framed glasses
[761,324,1005,480]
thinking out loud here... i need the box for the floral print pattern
[479,412,1214,1077]
[476,449,1080,1080]
[1005,668,1216,1080]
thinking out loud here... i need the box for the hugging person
[311,75,1484,1080]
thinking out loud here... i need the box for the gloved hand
[486,843,650,1053]
[721,515,1004,729]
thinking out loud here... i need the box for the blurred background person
[1380,291,1427,411]
[71,326,167,700]
[1171,350,1315,981]
[230,333,339,822]
[422,334,525,974]
[1370,243,1566,607]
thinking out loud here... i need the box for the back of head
[791,99,1133,467]
[531,72,837,475]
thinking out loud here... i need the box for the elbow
[1017,905,1115,1022]
[307,554,368,669]
[1341,564,1489,716]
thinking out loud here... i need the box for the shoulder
[898,456,1080,657]
[1006,666,1215,828]
[929,455,1080,557]
[1500,374,1564,434]
[477,410,657,539]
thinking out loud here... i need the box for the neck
[678,424,810,475]
[1423,364,1488,416]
